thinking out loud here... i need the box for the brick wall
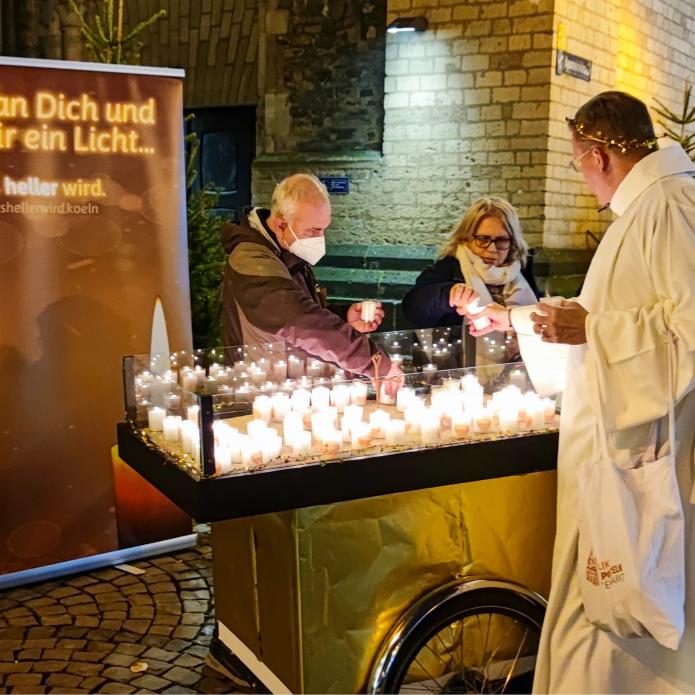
[543,0,695,248]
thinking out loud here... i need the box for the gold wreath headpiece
[566,118,659,154]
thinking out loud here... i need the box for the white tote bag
[576,336,685,650]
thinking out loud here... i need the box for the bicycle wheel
[370,580,545,694]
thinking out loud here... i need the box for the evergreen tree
[654,83,695,159]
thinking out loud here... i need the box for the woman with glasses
[402,196,540,329]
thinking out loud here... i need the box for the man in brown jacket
[221,173,401,385]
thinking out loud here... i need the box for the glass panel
[122,328,562,480]
[201,131,238,194]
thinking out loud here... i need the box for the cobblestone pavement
[0,530,244,694]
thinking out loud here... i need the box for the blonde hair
[439,196,528,267]
[270,173,330,219]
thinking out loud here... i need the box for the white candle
[291,388,311,412]
[261,434,283,463]
[360,300,377,322]
[473,408,493,434]
[350,422,372,449]
[186,405,200,423]
[350,381,368,406]
[330,385,350,413]
[420,411,440,444]
[181,420,199,454]
[271,393,291,423]
[307,359,324,379]
[163,415,182,443]
[321,429,342,454]
[204,376,219,395]
[165,392,182,411]
[467,298,491,330]
[369,409,390,439]
[397,387,414,413]
[379,383,396,405]
[215,443,233,475]
[287,356,305,379]
[283,411,304,445]
[181,372,198,392]
[288,430,312,457]
[240,438,263,470]
[385,419,407,445]
[542,398,557,426]
[311,386,330,410]
[253,395,272,423]
[272,360,288,382]
[390,353,404,368]
[147,406,165,431]
[499,406,519,435]
[404,398,426,434]
[451,410,471,438]
[249,366,268,386]
[247,419,269,439]
[193,365,206,387]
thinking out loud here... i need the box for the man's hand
[348,302,384,333]
[449,283,479,316]
[468,302,511,336]
[379,362,405,399]
[531,300,588,344]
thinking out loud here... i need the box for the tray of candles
[117,327,560,521]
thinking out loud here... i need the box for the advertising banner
[0,58,192,574]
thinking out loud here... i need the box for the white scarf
[455,244,537,307]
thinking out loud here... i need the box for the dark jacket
[401,252,541,328]
[221,208,389,378]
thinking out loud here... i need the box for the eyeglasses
[568,148,592,172]
[472,235,512,250]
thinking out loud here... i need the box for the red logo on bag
[586,551,599,586]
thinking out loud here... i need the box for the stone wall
[260,0,386,154]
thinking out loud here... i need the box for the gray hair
[270,173,330,219]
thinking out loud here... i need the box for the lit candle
[420,411,440,444]
[247,419,269,439]
[147,406,165,431]
[291,388,311,412]
[379,383,397,405]
[288,430,312,457]
[396,387,414,413]
[252,395,272,423]
[360,300,377,322]
[466,298,491,330]
[385,419,407,445]
[181,371,198,392]
[240,438,263,470]
[307,359,324,379]
[330,384,350,413]
[473,408,493,434]
[283,411,304,445]
[369,409,391,438]
[215,443,233,475]
[186,405,200,423]
[287,356,305,379]
[249,366,268,386]
[451,411,471,438]
[272,360,287,382]
[311,386,330,410]
[181,421,200,456]
[165,392,182,411]
[271,393,291,423]
[390,353,404,368]
[542,398,557,426]
[193,365,206,387]
[261,434,283,463]
[499,406,519,435]
[321,429,342,455]
[350,381,368,406]
[404,399,426,434]
[350,421,372,449]
[422,363,437,383]
[163,415,182,443]
[204,376,219,395]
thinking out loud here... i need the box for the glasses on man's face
[472,235,512,251]
[568,148,592,172]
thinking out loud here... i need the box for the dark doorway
[185,106,256,221]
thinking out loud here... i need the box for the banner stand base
[0,533,198,591]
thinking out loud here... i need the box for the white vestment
[517,145,695,693]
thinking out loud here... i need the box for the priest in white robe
[476,91,695,692]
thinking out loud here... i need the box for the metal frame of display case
[116,421,558,522]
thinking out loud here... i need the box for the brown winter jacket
[220,208,390,378]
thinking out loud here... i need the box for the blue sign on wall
[319,176,350,194]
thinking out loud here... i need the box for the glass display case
[121,327,560,482]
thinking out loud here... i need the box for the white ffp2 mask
[286,222,326,265]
